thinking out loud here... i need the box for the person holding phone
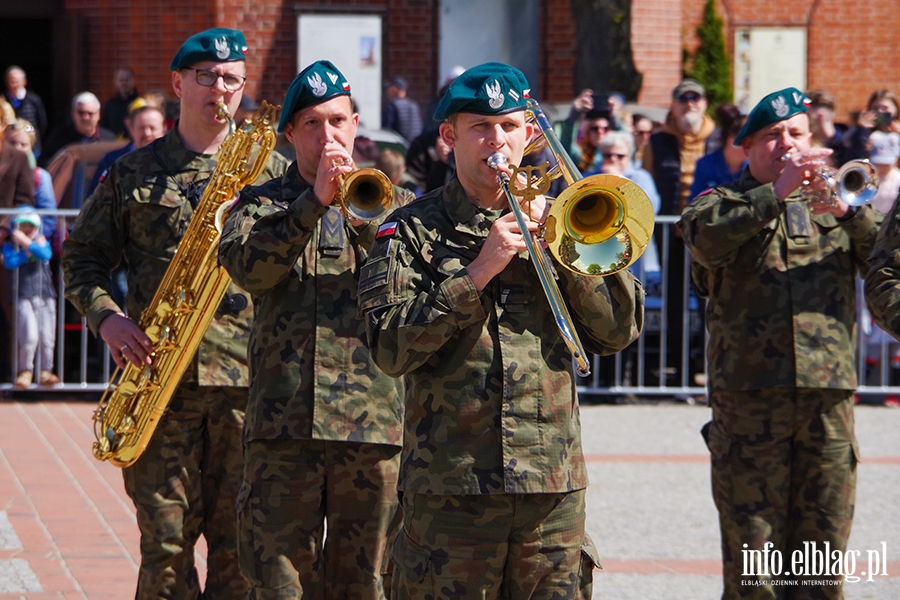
[845,89,900,162]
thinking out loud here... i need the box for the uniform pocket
[391,530,432,585]
[814,439,858,518]
[705,421,734,513]
[578,532,602,600]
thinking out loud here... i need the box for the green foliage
[683,0,732,110]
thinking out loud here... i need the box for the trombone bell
[544,174,655,276]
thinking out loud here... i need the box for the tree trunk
[570,0,642,100]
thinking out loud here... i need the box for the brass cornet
[333,160,394,221]
[787,155,880,207]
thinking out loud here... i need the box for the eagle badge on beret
[487,80,504,109]
[771,96,789,118]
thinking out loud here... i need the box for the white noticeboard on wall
[297,14,382,129]
[733,27,807,115]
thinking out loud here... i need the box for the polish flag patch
[342,81,351,91]
[376,222,398,239]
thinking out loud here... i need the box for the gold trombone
[487,98,655,377]
[332,160,394,221]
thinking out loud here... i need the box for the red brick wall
[632,0,683,107]
[681,0,900,123]
[64,0,900,124]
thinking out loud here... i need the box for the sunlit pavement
[0,399,897,599]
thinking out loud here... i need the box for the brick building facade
[2,0,898,132]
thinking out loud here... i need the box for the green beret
[278,60,351,132]
[170,28,247,71]
[432,62,530,121]
[733,87,810,145]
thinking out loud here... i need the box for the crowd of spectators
[4,60,900,393]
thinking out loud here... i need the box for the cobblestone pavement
[0,400,897,599]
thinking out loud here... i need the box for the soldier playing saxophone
[61,28,287,600]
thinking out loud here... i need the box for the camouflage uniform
[358,177,644,599]
[218,163,414,599]
[865,194,900,338]
[677,169,879,599]
[62,126,288,600]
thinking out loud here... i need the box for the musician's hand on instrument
[466,212,539,291]
[313,143,353,207]
[773,147,833,201]
[809,196,853,218]
[99,312,154,369]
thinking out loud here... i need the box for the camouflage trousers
[705,388,858,600]
[122,385,247,600]
[390,490,599,599]
[238,439,401,600]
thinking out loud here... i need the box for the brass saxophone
[92,101,279,467]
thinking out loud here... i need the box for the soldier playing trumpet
[218,60,413,599]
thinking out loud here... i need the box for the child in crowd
[2,206,58,388]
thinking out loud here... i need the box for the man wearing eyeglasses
[38,91,117,167]
[62,28,287,600]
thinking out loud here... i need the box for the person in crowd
[589,130,661,274]
[688,103,747,200]
[679,87,879,599]
[383,76,423,143]
[422,64,465,135]
[219,60,413,599]
[558,88,619,173]
[358,62,644,599]
[376,147,420,196]
[100,67,141,139]
[61,28,288,600]
[4,119,56,240]
[866,130,900,215]
[845,89,900,162]
[806,89,848,166]
[4,66,48,157]
[643,78,716,387]
[39,91,116,167]
[0,109,35,383]
[87,101,167,197]
[631,113,654,168]
[2,207,57,388]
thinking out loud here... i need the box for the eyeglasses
[634,129,652,136]
[602,153,628,160]
[183,67,246,92]
[7,123,34,133]
[588,125,609,133]
[677,93,703,104]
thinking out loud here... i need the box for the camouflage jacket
[62,127,288,387]
[357,177,645,495]
[678,169,880,392]
[219,162,414,445]
[865,195,900,339]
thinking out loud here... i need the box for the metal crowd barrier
[1,211,898,402]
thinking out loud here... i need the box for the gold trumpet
[333,159,394,221]
[487,98,655,377]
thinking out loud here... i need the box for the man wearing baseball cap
[219,60,414,599]
[678,88,879,598]
[62,28,287,599]
[358,62,644,598]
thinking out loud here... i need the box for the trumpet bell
[544,174,655,276]
[341,168,394,221]
[837,159,879,207]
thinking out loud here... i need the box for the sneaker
[39,370,60,385]
[14,371,33,389]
